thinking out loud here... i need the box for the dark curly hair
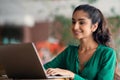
[73,4,112,47]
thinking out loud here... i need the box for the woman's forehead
[72,10,90,21]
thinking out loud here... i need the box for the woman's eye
[79,22,84,25]
[72,21,76,24]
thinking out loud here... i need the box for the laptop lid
[0,43,47,79]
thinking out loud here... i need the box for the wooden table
[0,77,72,80]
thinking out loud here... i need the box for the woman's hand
[46,68,75,78]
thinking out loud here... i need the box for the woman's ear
[91,22,98,32]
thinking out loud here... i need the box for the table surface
[0,77,72,80]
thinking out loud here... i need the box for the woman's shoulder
[98,44,116,66]
[66,45,79,50]
[62,45,79,54]
[98,44,116,57]
[99,44,115,52]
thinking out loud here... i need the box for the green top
[44,44,116,80]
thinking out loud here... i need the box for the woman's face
[72,10,95,40]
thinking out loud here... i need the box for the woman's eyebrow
[72,18,75,21]
[72,18,85,21]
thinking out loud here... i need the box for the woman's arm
[44,46,69,69]
[44,46,88,80]
[46,68,88,80]
[97,49,116,80]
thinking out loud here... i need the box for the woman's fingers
[46,68,53,74]
[46,68,58,75]
[46,68,75,78]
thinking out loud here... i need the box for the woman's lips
[73,31,82,35]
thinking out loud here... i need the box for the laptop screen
[0,43,47,79]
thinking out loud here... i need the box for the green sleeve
[97,49,116,80]
[44,46,88,80]
[74,74,87,80]
[44,46,68,69]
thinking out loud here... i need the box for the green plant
[107,16,120,61]
[53,15,79,46]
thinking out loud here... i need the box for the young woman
[44,4,116,80]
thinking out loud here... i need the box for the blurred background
[0,0,120,72]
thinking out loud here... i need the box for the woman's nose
[73,23,79,30]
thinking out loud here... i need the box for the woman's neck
[79,38,98,51]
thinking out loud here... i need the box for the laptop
[0,43,70,79]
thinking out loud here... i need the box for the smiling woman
[44,4,117,80]
[72,10,95,40]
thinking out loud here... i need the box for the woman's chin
[74,36,82,40]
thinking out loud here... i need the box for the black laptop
[0,43,70,79]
